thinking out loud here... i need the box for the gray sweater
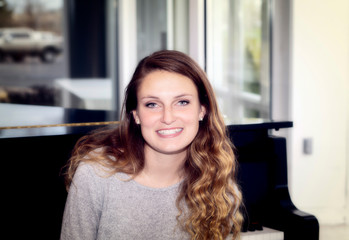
[60,163,189,240]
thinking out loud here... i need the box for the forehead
[137,71,198,97]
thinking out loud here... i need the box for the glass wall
[0,0,271,124]
[206,0,270,123]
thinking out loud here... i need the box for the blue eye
[145,102,157,108]
[178,100,189,106]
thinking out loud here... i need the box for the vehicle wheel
[0,51,4,62]
[12,54,25,62]
[41,49,56,63]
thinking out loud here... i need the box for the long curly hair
[64,50,243,239]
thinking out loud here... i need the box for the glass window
[115,0,271,122]
[1,0,272,121]
[136,0,190,61]
[206,0,270,123]
[0,0,66,107]
[137,0,167,60]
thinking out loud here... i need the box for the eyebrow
[140,94,194,100]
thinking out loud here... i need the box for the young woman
[61,50,243,240]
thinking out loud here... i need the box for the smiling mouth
[157,128,183,136]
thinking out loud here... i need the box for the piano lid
[228,119,293,131]
[0,103,119,138]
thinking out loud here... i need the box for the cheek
[137,110,159,126]
[183,116,199,126]
[181,112,201,135]
[181,109,201,123]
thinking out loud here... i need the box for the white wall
[290,0,349,225]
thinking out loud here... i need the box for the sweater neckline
[116,172,183,192]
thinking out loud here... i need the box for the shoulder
[70,147,132,193]
[77,147,117,175]
[74,161,112,183]
[68,162,115,207]
[70,164,98,194]
[73,158,130,188]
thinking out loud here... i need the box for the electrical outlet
[303,138,313,155]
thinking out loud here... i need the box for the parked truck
[0,28,63,63]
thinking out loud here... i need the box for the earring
[199,117,203,121]
[135,119,140,124]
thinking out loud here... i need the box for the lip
[156,128,183,138]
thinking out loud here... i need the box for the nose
[161,106,176,125]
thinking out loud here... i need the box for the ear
[132,110,140,124]
[199,105,206,121]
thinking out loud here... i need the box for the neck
[134,145,187,188]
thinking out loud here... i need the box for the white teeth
[157,128,183,135]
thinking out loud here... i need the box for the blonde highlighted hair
[65,50,243,239]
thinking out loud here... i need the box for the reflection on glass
[207,0,270,123]
[136,0,189,61]
[0,0,66,107]
[137,0,167,61]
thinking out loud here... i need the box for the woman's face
[133,70,206,157]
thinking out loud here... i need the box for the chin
[152,144,189,156]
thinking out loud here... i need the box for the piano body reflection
[0,104,319,239]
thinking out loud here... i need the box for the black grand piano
[0,103,318,239]
[227,122,319,239]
